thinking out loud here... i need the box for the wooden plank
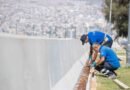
[113,79,130,89]
[86,73,92,90]
[91,76,96,90]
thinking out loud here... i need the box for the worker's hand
[90,67,95,74]
[88,60,92,65]
[90,61,96,67]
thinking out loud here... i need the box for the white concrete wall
[0,34,86,90]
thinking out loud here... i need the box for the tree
[103,0,129,37]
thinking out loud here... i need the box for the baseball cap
[80,34,87,45]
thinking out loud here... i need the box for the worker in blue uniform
[80,31,113,62]
[90,43,120,79]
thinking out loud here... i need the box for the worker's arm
[92,50,98,61]
[91,56,105,67]
[88,46,93,65]
[96,56,105,65]
[89,45,93,58]
[88,46,98,63]
[88,45,93,61]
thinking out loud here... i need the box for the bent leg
[95,62,117,77]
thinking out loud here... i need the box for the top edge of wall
[0,33,77,40]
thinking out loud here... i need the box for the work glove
[88,55,92,61]
[87,55,92,65]
[90,61,96,67]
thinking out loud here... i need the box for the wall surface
[0,34,86,90]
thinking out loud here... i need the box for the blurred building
[0,0,108,38]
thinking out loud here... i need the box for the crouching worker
[80,31,113,63]
[90,43,120,79]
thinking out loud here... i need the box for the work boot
[100,68,106,73]
[103,70,110,75]
[108,73,116,79]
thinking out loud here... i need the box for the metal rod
[109,0,113,34]
[109,0,112,25]
[126,0,130,66]
[128,1,130,43]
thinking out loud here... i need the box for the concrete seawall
[0,34,86,90]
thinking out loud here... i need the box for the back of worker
[99,46,120,69]
[87,31,113,47]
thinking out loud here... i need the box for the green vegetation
[114,49,126,56]
[97,67,130,90]
[103,0,129,37]
[117,67,130,87]
[96,49,130,90]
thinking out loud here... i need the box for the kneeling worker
[90,43,120,79]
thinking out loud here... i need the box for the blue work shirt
[87,31,112,45]
[99,46,120,69]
